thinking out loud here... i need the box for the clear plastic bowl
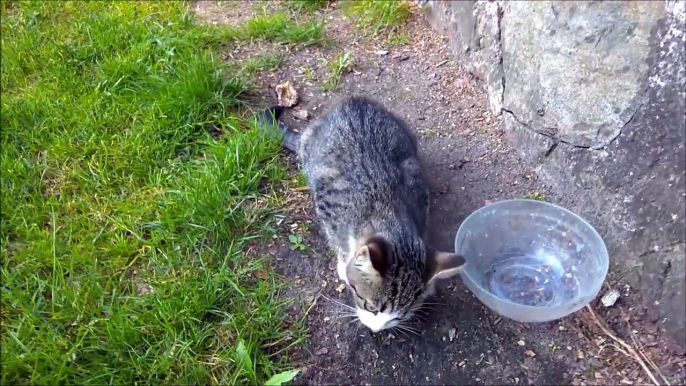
[456,199,609,323]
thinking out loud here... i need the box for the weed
[341,0,413,35]
[288,235,308,251]
[242,54,283,74]
[286,0,331,12]
[266,369,301,386]
[1,2,303,384]
[322,51,354,91]
[386,31,411,47]
[521,192,547,201]
[302,65,316,81]
[422,128,440,138]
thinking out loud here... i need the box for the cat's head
[346,235,465,332]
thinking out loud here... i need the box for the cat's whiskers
[402,306,428,322]
[401,323,422,335]
[334,313,358,320]
[395,323,421,337]
[324,308,356,315]
[418,301,442,307]
[321,295,356,311]
[407,312,428,324]
[354,321,362,336]
[391,326,408,340]
[345,317,359,324]
[410,303,435,317]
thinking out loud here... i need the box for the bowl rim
[455,198,610,310]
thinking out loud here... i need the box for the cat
[257,96,465,332]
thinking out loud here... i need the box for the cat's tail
[254,105,300,152]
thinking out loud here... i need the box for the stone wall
[420,0,686,347]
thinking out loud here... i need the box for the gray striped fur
[259,96,465,331]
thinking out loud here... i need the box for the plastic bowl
[456,199,609,323]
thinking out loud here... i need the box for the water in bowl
[486,249,580,307]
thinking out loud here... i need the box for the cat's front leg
[336,248,350,285]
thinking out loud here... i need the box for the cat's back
[297,96,429,236]
[298,96,418,163]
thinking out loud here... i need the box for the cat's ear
[353,236,391,277]
[424,249,466,285]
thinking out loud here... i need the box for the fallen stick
[585,305,662,386]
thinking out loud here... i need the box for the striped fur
[259,96,465,332]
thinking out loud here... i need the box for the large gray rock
[422,0,686,347]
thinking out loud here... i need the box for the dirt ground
[195,2,685,385]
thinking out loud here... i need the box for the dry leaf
[524,350,536,357]
[275,81,298,107]
[253,270,269,280]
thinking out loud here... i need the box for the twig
[585,305,661,386]
[563,318,587,340]
[261,334,293,349]
[293,186,309,192]
[301,291,321,322]
[628,323,670,386]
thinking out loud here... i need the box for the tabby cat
[258,96,465,332]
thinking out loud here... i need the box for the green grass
[1,2,308,385]
[304,67,315,81]
[236,12,325,46]
[241,54,283,75]
[341,0,413,35]
[521,192,547,201]
[386,31,411,47]
[322,51,354,91]
[285,0,331,12]
[295,171,308,187]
